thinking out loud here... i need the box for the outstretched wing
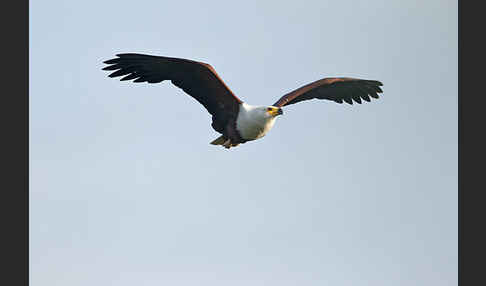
[102,53,243,133]
[272,77,383,107]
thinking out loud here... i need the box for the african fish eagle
[102,53,383,149]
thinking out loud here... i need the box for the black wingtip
[102,65,119,71]
[103,58,119,64]
[365,80,383,86]
[120,73,139,81]
[116,53,147,58]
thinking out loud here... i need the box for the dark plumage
[273,77,383,107]
[103,53,242,135]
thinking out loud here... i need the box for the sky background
[30,1,457,285]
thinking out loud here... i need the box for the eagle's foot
[223,139,232,149]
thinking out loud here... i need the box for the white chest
[235,104,277,140]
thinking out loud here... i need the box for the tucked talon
[223,139,232,148]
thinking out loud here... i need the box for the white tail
[210,135,226,145]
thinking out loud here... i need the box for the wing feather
[102,53,243,133]
[273,77,383,107]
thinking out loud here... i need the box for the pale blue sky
[30,1,457,285]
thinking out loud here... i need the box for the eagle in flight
[103,53,383,149]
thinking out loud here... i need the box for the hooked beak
[267,107,283,117]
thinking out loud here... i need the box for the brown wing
[272,77,383,107]
[102,53,243,134]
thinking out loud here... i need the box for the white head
[236,104,284,140]
[255,105,284,119]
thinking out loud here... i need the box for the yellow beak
[267,107,283,117]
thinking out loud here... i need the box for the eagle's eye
[267,107,272,111]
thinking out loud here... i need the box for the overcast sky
[30,1,457,285]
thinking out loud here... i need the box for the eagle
[102,53,383,149]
